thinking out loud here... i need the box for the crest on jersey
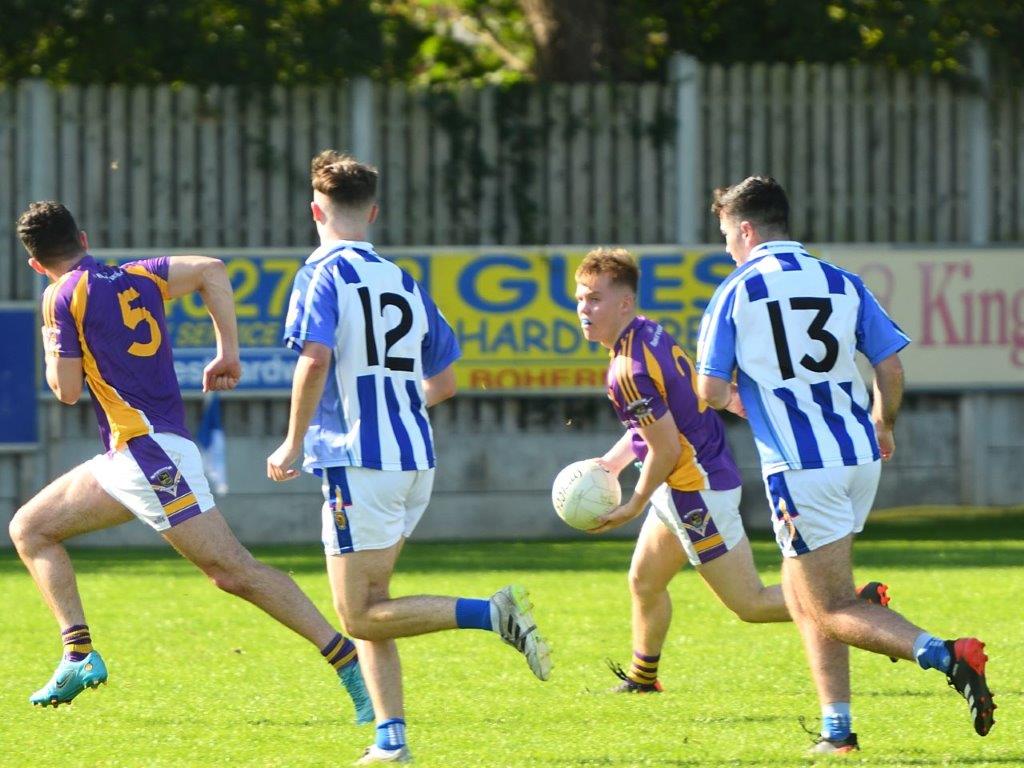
[149,465,182,496]
[625,396,654,420]
[678,507,711,536]
[331,487,349,530]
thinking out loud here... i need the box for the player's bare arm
[44,354,84,404]
[595,431,635,474]
[267,340,332,481]
[590,412,681,534]
[696,373,733,410]
[166,256,241,393]
[423,363,457,407]
[871,352,905,461]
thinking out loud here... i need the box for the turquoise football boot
[30,650,108,707]
[339,660,375,725]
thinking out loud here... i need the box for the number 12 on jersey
[357,286,415,372]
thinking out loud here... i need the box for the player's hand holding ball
[551,458,623,532]
[587,496,645,534]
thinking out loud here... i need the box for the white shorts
[318,465,434,555]
[764,461,882,558]
[649,484,745,567]
[87,432,215,532]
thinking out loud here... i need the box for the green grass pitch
[2,507,1022,767]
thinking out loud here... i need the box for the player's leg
[324,466,551,671]
[780,552,856,753]
[120,435,342,646]
[163,507,340,647]
[327,542,407,722]
[326,518,461,763]
[773,464,995,741]
[163,506,374,723]
[652,484,790,623]
[697,535,789,622]
[324,466,550,763]
[784,533,919,658]
[610,511,683,692]
[630,512,684,655]
[10,463,133,627]
[9,462,133,706]
[112,433,370,721]
[771,465,922,660]
[768,466,883,751]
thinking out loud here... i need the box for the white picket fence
[1,54,1022,301]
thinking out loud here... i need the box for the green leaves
[0,0,1021,84]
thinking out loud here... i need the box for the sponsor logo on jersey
[92,269,125,282]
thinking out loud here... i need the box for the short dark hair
[575,247,639,294]
[16,201,83,266]
[711,176,790,235]
[311,150,378,209]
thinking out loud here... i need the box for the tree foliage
[0,0,1021,84]
[0,0,399,84]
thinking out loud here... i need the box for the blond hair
[574,247,639,293]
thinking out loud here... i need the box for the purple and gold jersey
[41,255,189,452]
[607,316,741,492]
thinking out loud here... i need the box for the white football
[551,459,622,531]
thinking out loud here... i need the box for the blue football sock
[821,702,852,740]
[376,718,406,751]
[455,598,493,630]
[914,632,952,673]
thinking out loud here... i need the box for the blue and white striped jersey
[283,240,461,472]
[696,241,910,477]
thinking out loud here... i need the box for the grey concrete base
[2,392,1021,550]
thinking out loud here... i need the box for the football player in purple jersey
[10,201,372,722]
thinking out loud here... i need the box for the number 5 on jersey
[117,287,162,357]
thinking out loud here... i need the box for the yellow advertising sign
[388,247,736,392]
[93,244,1024,392]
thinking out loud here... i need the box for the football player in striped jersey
[697,176,995,752]
[268,151,551,764]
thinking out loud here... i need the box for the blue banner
[1,305,39,445]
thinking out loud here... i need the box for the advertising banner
[825,247,1024,389]
[88,246,1023,393]
[1,304,39,447]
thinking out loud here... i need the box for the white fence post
[966,44,991,245]
[18,79,57,206]
[670,53,701,245]
[350,77,376,164]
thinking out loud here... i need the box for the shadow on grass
[1,508,1021,577]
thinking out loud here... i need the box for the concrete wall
[1,392,1022,549]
